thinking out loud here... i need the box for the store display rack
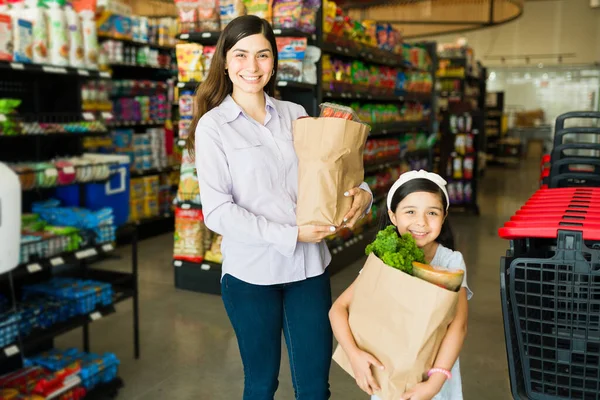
[98,34,175,52]
[485,91,505,163]
[0,61,112,80]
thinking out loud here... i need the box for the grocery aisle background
[53,160,540,399]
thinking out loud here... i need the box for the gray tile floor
[56,161,540,399]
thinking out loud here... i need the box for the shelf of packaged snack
[321,38,403,67]
[178,28,314,46]
[0,278,135,365]
[437,74,481,82]
[6,242,117,283]
[84,377,124,400]
[323,86,432,103]
[327,226,378,276]
[108,120,166,127]
[98,34,176,51]
[369,120,430,136]
[0,61,112,79]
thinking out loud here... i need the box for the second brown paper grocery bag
[332,254,458,400]
[293,117,370,227]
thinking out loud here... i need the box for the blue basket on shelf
[0,311,21,348]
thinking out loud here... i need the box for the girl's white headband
[386,170,450,211]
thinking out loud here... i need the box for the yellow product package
[176,43,204,82]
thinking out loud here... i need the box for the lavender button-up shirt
[195,93,371,285]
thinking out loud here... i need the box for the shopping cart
[538,112,600,189]
[499,187,600,399]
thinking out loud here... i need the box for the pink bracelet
[428,368,452,380]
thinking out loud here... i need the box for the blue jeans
[221,270,333,400]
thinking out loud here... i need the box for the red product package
[174,207,206,263]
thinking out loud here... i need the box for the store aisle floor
[56,161,540,399]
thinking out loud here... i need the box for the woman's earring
[271,70,275,76]
[224,70,227,75]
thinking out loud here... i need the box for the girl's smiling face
[388,191,445,250]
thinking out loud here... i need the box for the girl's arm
[400,287,469,400]
[329,281,384,396]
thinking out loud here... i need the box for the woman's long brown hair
[185,15,279,158]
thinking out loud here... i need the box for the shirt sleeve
[359,181,373,217]
[195,119,299,257]
[447,251,473,300]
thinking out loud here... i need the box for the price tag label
[180,33,190,40]
[90,311,102,321]
[10,63,24,70]
[356,94,361,99]
[0,114,6,122]
[177,82,185,88]
[178,140,186,147]
[181,203,191,210]
[45,169,58,177]
[201,32,211,38]
[101,112,113,120]
[77,69,90,76]
[82,112,95,121]
[43,66,67,74]
[277,81,288,87]
[174,260,183,267]
[50,257,64,267]
[326,92,332,97]
[27,263,42,273]
[63,166,75,174]
[332,249,338,255]
[201,264,211,271]
[273,29,282,35]
[4,345,19,357]
[382,130,388,135]
[75,248,97,259]
[102,243,114,252]
[100,71,111,78]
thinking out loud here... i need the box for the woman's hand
[298,225,336,243]
[348,348,384,395]
[343,187,372,229]
[399,375,445,400]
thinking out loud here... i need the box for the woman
[187,15,373,400]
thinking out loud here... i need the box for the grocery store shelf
[178,28,314,45]
[108,63,174,72]
[0,61,111,79]
[277,80,316,90]
[370,120,430,136]
[177,81,200,90]
[108,120,166,127]
[174,259,222,295]
[130,165,179,177]
[323,87,432,102]
[364,149,431,175]
[5,242,117,282]
[327,227,378,276]
[84,377,124,400]
[321,40,403,67]
[98,34,175,51]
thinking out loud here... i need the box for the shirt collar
[218,92,278,124]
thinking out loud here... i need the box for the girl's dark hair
[186,15,278,157]
[380,178,455,250]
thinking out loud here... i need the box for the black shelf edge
[6,242,117,282]
[1,131,109,138]
[84,377,124,400]
[130,165,179,177]
[176,201,202,210]
[364,149,432,175]
[277,80,316,90]
[98,34,175,51]
[177,81,200,91]
[323,88,432,103]
[174,258,222,295]
[0,61,111,79]
[178,28,314,46]
[108,120,166,127]
[369,120,431,136]
[327,227,378,276]
[108,63,174,72]
[321,41,403,67]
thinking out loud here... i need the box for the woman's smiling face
[226,33,274,95]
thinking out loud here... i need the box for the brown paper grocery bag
[332,254,458,400]
[293,117,370,227]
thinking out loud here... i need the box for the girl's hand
[343,187,372,229]
[399,376,445,400]
[348,349,384,395]
[298,224,337,243]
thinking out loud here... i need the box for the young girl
[329,169,473,400]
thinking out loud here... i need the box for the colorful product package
[0,13,12,61]
[179,90,194,117]
[299,0,320,33]
[176,43,204,82]
[174,207,205,263]
[175,0,198,33]
[276,37,307,82]
[66,5,85,68]
[80,10,98,69]
[198,0,220,31]
[14,18,33,63]
[219,0,246,30]
[204,234,223,263]
[23,3,48,64]
[47,0,69,66]
[242,0,271,20]
[272,0,302,29]
[202,45,216,78]
[463,157,474,180]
